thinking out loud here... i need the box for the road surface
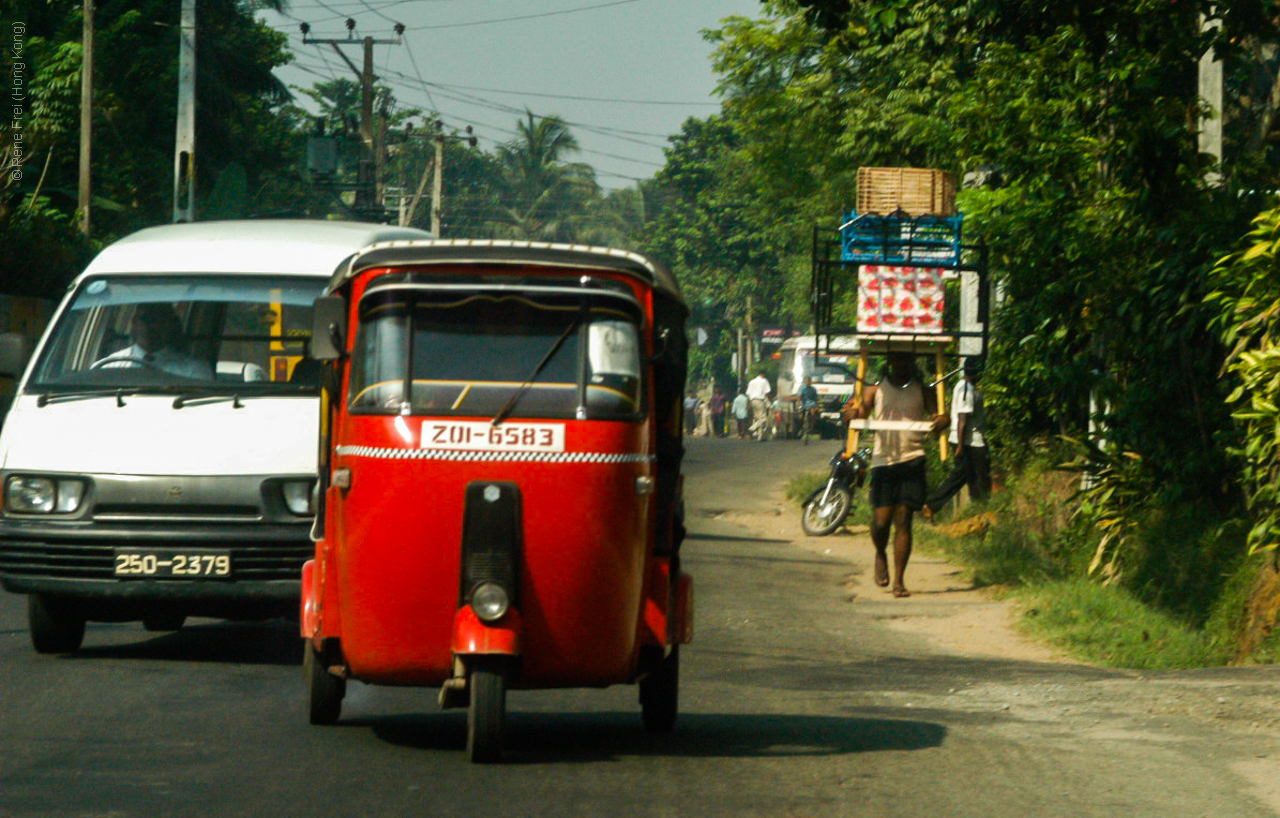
[1,436,1278,816]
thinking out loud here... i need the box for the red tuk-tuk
[300,240,692,762]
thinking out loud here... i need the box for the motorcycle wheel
[801,484,853,536]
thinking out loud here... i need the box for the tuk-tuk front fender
[452,605,522,656]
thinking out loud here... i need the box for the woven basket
[856,167,956,216]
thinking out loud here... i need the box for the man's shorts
[869,456,927,511]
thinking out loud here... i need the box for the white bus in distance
[773,335,860,439]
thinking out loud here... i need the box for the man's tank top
[871,378,926,467]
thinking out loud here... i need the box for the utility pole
[431,133,444,236]
[77,0,93,236]
[172,0,196,222]
[375,92,389,207]
[396,121,476,234]
[301,19,402,220]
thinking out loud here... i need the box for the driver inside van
[93,303,213,380]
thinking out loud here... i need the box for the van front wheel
[28,594,86,654]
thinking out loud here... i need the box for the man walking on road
[746,371,772,440]
[847,353,947,597]
[924,358,991,520]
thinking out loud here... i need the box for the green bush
[786,472,828,504]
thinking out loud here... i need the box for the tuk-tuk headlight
[5,476,86,514]
[471,582,510,623]
[282,480,315,515]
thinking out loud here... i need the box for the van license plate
[113,549,232,578]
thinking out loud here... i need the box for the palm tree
[491,112,599,242]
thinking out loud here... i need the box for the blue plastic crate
[840,211,963,267]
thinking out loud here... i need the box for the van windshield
[349,291,643,420]
[29,275,327,392]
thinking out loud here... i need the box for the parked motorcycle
[801,446,871,536]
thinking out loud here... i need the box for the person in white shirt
[746,372,772,440]
[923,357,991,520]
[93,304,213,380]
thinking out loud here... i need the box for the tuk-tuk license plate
[113,549,232,578]
[422,420,565,453]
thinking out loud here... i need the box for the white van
[774,335,861,437]
[0,220,429,652]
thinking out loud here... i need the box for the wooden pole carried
[935,350,948,462]
[844,349,868,458]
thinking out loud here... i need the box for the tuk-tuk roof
[80,220,433,279]
[334,239,685,307]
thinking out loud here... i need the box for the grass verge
[1012,579,1217,669]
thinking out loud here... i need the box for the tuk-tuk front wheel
[467,659,507,763]
[305,642,346,725]
[640,645,679,733]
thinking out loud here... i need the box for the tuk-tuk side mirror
[0,333,32,379]
[310,296,347,361]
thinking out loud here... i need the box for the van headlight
[5,476,87,514]
[282,480,316,515]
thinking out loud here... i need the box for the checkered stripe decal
[336,445,654,464]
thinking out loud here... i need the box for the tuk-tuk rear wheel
[467,661,507,763]
[305,642,345,725]
[640,644,679,733]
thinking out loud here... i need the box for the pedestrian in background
[732,388,750,438]
[683,391,700,436]
[709,386,728,437]
[746,371,772,440]
[923,357,991,520]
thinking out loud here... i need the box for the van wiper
[37,388,137,407]
[491,317,581,427]
[171,383,316,409]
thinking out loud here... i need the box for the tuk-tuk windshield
[28,275,326,393]
[349,292,643,420]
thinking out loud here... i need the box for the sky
[257,0,767,190]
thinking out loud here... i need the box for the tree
[489,112,598,241]
[1,0,313,293]
[639,115,786,384]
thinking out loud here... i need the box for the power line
[400,34,438,112]
[428,81,720,107]
[292,53,662,164]
[377,64,671,149]
[274,0,644,30]
[405,0,644,30]
[286,56,668,174]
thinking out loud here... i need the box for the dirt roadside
[687,435,1280,815]
[705,450,1068,666]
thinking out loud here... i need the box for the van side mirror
[310,296,347,361]
[0,333,32,379]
